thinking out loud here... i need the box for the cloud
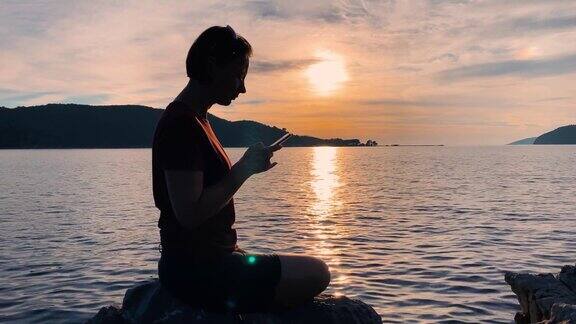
[0,88,60,107]
[243,0,346,23]
[429,53,459,63]
[533,96,572,102]
[360,98,449,108]
[354,94,523,110]
[251,59,319,73]
[506,14,576,32]
[0,1,78,43]
[437,53,576,80]
[233,99,267,105]
[59,94,110,105]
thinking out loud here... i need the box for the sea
[1,146,575,323]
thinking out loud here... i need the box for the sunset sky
[1,1,575,145]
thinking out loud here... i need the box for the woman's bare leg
[273,254,331,308]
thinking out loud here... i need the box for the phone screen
[271,133,292,146]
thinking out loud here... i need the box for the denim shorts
[158,249,282,313]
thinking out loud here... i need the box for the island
[533,125,576,145]
[0,104,379,149]
[509,125,576,145]
[508,137,537,145]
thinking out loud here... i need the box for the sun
[305,50,348,96]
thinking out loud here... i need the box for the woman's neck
[174,79,214,119]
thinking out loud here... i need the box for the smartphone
[270,133,292,147]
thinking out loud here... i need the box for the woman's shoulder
[161,102,202,126]
[155,102,205,141]
[164,100,193,117]
[166,100,188,111]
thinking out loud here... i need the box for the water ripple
[1,146,576,322]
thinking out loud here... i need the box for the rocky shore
[87,279,382,324]
[505,264,576,323]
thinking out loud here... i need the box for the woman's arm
[165,142,281,231]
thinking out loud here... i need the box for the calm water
[1,146,575,323]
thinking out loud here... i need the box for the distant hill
[509,137,537,145]
[0,104,369,149]
[534,125,576,145]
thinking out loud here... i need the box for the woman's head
[186,25,252,105]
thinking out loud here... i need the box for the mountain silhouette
[508,137,536,145]
[534,125,576,144]
[0,104,368,148]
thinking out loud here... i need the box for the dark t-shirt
[152,100,237,259]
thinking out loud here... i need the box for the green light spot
[247,256,257,264]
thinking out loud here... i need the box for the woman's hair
[186,25,252,84]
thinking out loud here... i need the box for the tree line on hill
[0,104,379,149]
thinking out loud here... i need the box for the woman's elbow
[174,205,204,230]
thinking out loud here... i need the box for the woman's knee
[316,258,331,291]
[303,256,330,292]
[276,254,331,295]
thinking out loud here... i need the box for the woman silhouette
[152,25,330,313]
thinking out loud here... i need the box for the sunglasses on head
[225,25,237,40]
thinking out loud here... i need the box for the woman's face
[211,57,248,106]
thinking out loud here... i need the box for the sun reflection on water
[310,147,342,217]
[307,147,349,291]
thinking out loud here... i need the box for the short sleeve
[157,118,205,171]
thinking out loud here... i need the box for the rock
[505,265,576,323]
[87,279,382,324]
[548,304,576,323]
[87,305,125,324]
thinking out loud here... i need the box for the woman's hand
[235,142,282,178]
